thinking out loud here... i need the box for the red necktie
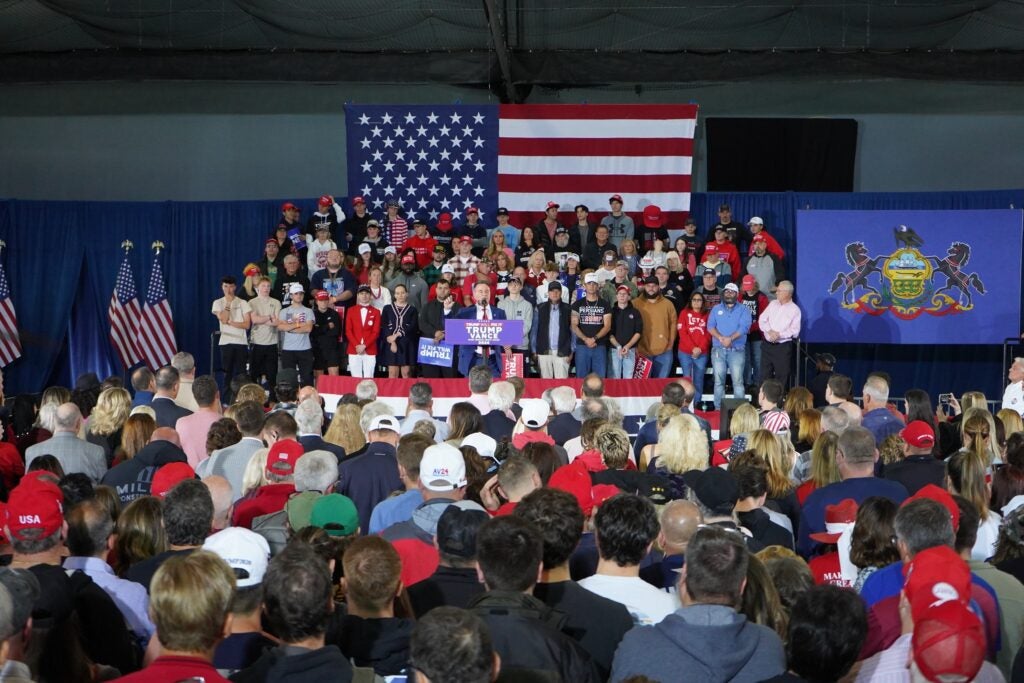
[481,307,490,357]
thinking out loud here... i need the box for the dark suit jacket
[548,413,582,444]
[150,396,192,429]
[482,410,516,442]
[454,305,507,376]
[299,434,347,463]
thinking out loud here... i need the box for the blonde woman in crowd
[638,404,686,471]
[87,386,132,463]
[325,403,366,456]
[647,413,708,476]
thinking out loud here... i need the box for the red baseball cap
[318,195,332,206]
[643,205,663,228]
[704,243,718,254]
[901,420,935,448]
[809,499,858,544]
[266,439,304,477]
[437,213,453,230]
[545,201,560,211]
[752,233,767,243]
[351,196,366,206]
[265,237,278,247]
[608,194,624,204]
[244,263,261,278]
[904,484,960,531]
[741,274,757,292]
[913,601,987,682]
[903,545,971,621]
[458,235,473,244]
[5,479,63,541]
[465,207,479,215]
[315,290,330,301]
[151,462,196,498]
[281,202,299,213]
[401,253,416,265]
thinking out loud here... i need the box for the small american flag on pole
[108,241,142,369]
[0,242,22,367]
[136,241,177,369]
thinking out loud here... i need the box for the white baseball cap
[384,246,397,255]
[288,283,304,294]
[369,415,400,433]
[584,273,600,284]
[747,216,764,226]
[202,527,270,588]
[420,443,468,491]
[520,398,550,429]
[357,243,372,255]
[461,433,497,460]
[723,283,739,293]
[441,264,455,274]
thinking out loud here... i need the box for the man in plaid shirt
[446,235,480,288]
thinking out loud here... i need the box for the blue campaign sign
[417,337,454,367]
[797,209,1023,345]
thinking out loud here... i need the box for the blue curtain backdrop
[2,190,1022,402]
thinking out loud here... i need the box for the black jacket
[150,396,192,429]
[334,615,412,676]
[231,644,355,683]
[548,413,582,445]
[469,590,600,683]
[482,410,516,443]
[418,298,462,339]
[534,301,572,356]
[737,508,794,551]
[611,303,644,349]
[101,439,188,504]
[408,565,486,617]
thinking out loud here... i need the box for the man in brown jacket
[633,276,678,378]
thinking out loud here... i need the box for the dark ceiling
[3,1,1023,95]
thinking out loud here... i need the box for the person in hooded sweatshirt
[101,427,189,505]
[333,537,413,676]
[610,525,785,683]
[231,543,358,683]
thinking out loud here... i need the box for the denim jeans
[712,346,746,409]
[608,347,637,379]
[575,343,608,377]
[649,350,675,378]
[678,351,708,392]
[745,339,762,387]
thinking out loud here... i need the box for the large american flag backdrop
[344,104,698,228]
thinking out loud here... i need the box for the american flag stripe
[0,298,21,366]
[497,103,698,227]
[136,251,177,369]
[108,251,142,368]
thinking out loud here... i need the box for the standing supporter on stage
[497,275,533,360]
[569,204,593,254]
[357,219,389,262]
[636,205,670,258]
[571,274,613,378]
[389,251,429,312]
[341,195,371,249]
[211,275,251,402]
[421,244,447,286]
[602,193,634,247]
[305,224,336,277]
[746,216,785,260]
[257,238,284,290]
[601,259,638,303]
[593,250,620,284]
[759,280,801,389]
[695,267,723,312]
[609,285,643,379]
[405,217,438,269]
[418,278,461,379]
[708,224,742,284]
[532,280,574,379]
[429,211,456,258]
[247,276,281,395]
[275,253,309,304]
[311,291,342,378]
[345,285,381,379]
[493,206,519,250]
[493,251,514,300]
[700,243,731,289]
[447,236,480,289]
[634,276,678,379]
[463,206,488,255]
[678,217,702,276]
[366,266,392,311]
[277,283,314,387]
[655,264,689,313]
[305,194,345,244]
[746,233,786,300]
[740,274,769,389]
[581,224,614,271]
[461,258,497,307]
[380,284,419,379]
[382,198,409,251]
[515,226,542,269]
[310,248,355,310]
[677,291,711,383]
[535,201,561,250]
[275,202,302,248]
[708,282,752,410]
[708,203,750,254]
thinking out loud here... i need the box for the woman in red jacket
[676,291,711,386]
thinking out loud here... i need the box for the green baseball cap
[285,491,321,532]
[310,494,360,537]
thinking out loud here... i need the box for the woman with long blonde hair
[325,403,366,456]
[796,431,840,505]
[484,230,514,263]
[87,387,132,463]
[718,402,760,464]
[960,406,1001,465]
[113,413,157,466]
[948,413,1002,560]
[638,404,685,471]
[748,429,800,531]
[647,414,709,475]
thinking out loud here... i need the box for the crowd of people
[0,351,1023,682]
[219,196,794,406]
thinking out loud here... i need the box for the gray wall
[2,80,1023,201]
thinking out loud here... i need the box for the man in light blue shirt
[368,432,428,534]
[707,282,752,410]
[64,499,155,644]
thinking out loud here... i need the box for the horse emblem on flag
[828,228,986,320]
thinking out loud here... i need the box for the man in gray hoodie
[610,526,785,683]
